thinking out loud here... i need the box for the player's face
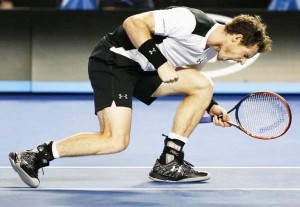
[217,35,259,65]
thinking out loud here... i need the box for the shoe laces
[176,153,195,171]
[182,160,194,168]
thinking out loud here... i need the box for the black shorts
[88,39,162,114]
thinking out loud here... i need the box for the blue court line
[0,81,300,94]
[31,81,92,93]
[0,81,31,92]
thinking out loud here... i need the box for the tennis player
[9,6,271,187]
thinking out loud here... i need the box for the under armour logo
[197,58,204,63]
[171,165,177,172]
[170,165,183,174]
[149,48,156,55]
[118,94,128,99]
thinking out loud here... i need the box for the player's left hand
[209,105,231,127]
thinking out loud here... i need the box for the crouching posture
[9,6,271,187]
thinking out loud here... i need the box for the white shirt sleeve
[153,7,197,37]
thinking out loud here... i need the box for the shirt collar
[202,23,221,49]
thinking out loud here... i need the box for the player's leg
[148,68,213,182]
[54,54,138,157]
[133,68,213,139]
[55,104,132,157]
[154,68,213,137]
[8,51,139,187]
[8,103,133,188]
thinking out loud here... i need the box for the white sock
[52,141,60,159]
[168,132,188,144]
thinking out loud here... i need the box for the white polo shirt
[109,7,219,71]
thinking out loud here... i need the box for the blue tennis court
[1,94,299,206]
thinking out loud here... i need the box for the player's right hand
[157,62,179,83]
[209,105,231,128]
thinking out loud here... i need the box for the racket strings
[238,94,289,138]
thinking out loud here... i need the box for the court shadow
[2,187,300,207]
[148,180,210,185]
[132,180,210,188]
[1,189,172,207]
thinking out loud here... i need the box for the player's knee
[204,77,214,95]
[110,134,130,153]
[202,75,214,90]
[191,74,214,96]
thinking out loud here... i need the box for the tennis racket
[199,92,292,140]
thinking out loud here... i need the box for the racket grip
[199,116,213,124]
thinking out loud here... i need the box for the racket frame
[200,92,292,140]
[231,92,292,140]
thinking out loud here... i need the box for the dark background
[7,0,272,9]
[0,10,299,82]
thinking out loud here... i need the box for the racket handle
[199,116,213,124]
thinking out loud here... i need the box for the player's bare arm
[123,12,178,83]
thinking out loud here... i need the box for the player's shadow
[133,180,210,188]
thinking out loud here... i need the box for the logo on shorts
[149,48,156,55]
[118,93,128,99]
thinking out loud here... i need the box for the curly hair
[225,15,272,53]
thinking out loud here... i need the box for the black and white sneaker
[9,142,53,188]
[149,157,210,182]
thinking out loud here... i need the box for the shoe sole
[149,171,211,183]
[8,152,40,188]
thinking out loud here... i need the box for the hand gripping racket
[199,92,292,140]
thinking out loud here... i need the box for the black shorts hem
[95,102,133,115]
